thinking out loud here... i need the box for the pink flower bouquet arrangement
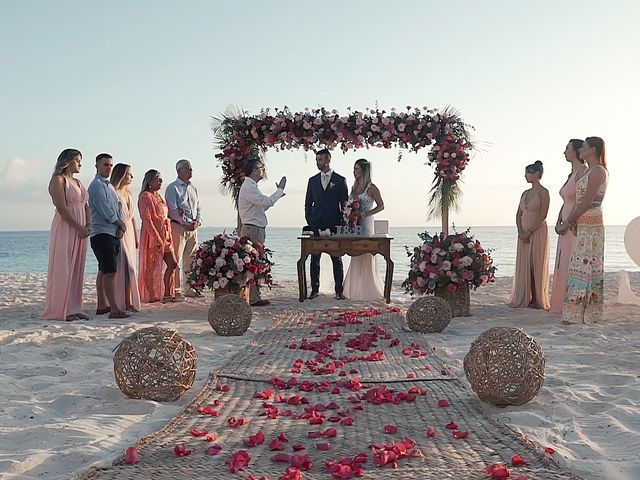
[403,229,496,295]
[187,233,273,294]
[343,197,361,229]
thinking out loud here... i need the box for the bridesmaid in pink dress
[549,140,587,313]
[507,161,551,309]
[137,170,178,303]
[42,149,91,321]
[111,163,141,312]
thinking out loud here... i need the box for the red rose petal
[453,430,469,439]
[384,425,398,434]
[271,452,291,463]
[316,442,331,451]
[225,450,251,473]
[426,427,437,438]
[511,453,527,466]
[323,427,338,438]
[207,444,222,455]
[308,431,322,439]
[190,428,208,437]
[174,444,193,457]
[445,421,458,430]
[123,446,140,465]
[544,447,556,455]
[292,443,306,451]
[438,399,450,407]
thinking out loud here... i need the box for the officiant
[238,157,286,306]
[304,149,349,300]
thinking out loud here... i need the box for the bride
[343,159,386,301]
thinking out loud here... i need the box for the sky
[1,0,639,231]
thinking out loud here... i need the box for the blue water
[0,226,637,281]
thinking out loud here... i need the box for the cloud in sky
[0,157,31,187]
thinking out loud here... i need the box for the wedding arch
[212,106,474,234]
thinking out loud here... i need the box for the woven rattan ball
[464,327,545,406]
[113,327,197,402]
[208,294,252,336]
[406,296,452,333]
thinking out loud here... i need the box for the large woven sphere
[208,294,252,336]
[464,327,545,406]
[406,296,452,333]
[113,327,197,402]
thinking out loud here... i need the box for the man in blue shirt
[87,153,129,319]
[165,159,202,299]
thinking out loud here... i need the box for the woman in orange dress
[137,169,178,303]
[549,140,587,313]
[42,149,91,321]
[111,163,141,311]
[507,160,551,309]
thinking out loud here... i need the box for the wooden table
[297,236,394,303]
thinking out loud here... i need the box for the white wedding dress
[343,184,385,301]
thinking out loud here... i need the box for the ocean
[0,226,637,282]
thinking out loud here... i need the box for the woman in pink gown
[111,164,141,312]
[42,149,91,321]
[549,140,587,313]
[137,170,178,303]
[507,161,551,310]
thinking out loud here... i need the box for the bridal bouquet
[187,233,274,293]
[402,229,496,295]
[343,196,361,229]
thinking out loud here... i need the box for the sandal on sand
[161,296,172,304]
[65,314,80,321]
[75,313,90,320]
[96,307,111,315]
[108,311,130,319]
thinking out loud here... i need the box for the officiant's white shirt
[238,177,285,228]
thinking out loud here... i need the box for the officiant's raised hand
[276,176,287,190]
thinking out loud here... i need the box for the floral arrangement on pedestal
[187,233,273,294]
[402,229,496,295]
[212,106,473,234]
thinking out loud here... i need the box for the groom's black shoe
[335,293,346,300]
[308,291,319,299]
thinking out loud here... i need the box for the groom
[304,148,349,299]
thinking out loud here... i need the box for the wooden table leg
[384,257,394,303]
[297,255,307,302]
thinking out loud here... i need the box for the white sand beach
[0,272,639,480]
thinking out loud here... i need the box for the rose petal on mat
[271,452,291,463]
[279,467,302,480]
[216,383,230,392]
[189,428,208,437]
[511,453,528,466]
[544,447,556,455]
[290,454,313,470]
[384,425,398,434]
[339,417,354,426]
[292,443,306,451]
[243,431,265,448]
[225,450,250,473]
[173,444,193,456]
[485,463,510,479]
[228,417,247,428]
[123,446,140,465]
[204,433,218,442]
[453,430,469,439]
[445,421,458,430]
[316,442,331,451]
[323,427,338,438]
[269,439,285,451]
[438,399,450,407]
[206,444,222,455]
[426,427,437,438]
[308,431,322,439]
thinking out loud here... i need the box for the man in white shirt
[165,159,202,300]
[238,157,286,306]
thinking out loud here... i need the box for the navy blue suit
[304,172,349,294]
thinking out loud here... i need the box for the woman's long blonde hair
[350,158,372,196]
[110,163,131,191]
[52,149,82,177]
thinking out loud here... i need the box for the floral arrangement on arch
[212,106,473,206]
[187,233,274,293]
[402,229,496,295]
